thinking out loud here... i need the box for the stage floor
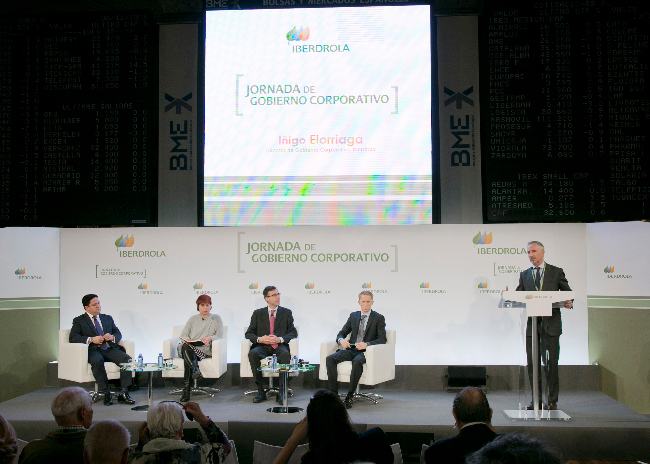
[2,387,649,462]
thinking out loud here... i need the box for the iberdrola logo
[362,282,371,289]
[15,268,25,275]
[525,294,534,299]
[604,266,614,273]
[115,234,134,249]
[472,231,493,245]
[287,26,310,42]
[193,283,203,289]
[138,283,147,289]
[420,282,429,288]
[305,283,315,289]
[478,282,487,288]
[249,283,258,289]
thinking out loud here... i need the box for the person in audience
[177,294,224,402]
[19,386,93,464]
[0,415,18,464]
[272,389,393,464]
[128,401,231,464]
[424,387,497,464]
[325,290,387,408]
[69,294,135,405]
[465,434,562,464]
[83,420,130,464]
[245,285,297,405]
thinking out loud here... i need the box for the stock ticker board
[0,11,157,226]
[480,0,649,223]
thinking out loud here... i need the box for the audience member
[424,387,497,464]
[83,420,130,464]
[465,434,563,464]
[272,389,393,464]
[0,415,18,464]
[128,401,231,464]
[19,386,93,464]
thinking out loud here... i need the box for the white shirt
[85,312,105,345]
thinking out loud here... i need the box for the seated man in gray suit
[245,286,297,405]
[424,387,497,464]
[326,290,386,408]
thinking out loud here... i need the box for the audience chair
[420,443,428,464]
[252,440,308,464]
[391,443,403,464]
[162,326,228,398]
[241,327,299,397]
[319,330,396,404]
[58,329,135,402]
[223,440,239,464]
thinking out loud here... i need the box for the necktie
[93,316,108,350]
[534,267,541,290]
[356,315,368,344]
[270,309,278,349]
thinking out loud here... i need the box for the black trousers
[526,334,560,404]
[88,346,132,391]
[326,348,366,394]
[248,344,291,389]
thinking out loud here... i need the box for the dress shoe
[180,389,191,403]
[344,392,354,409]
[547,402,557,410]
[103,393,113,406]
[276,393,285,405]
[117,392,135,405]
[526,402,542,410]
[253,392,267,403]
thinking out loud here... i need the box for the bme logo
[165,92,193,171]
[443,86,474,167]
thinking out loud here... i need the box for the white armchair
[241,327,299,396]
[319,330,396,404]
[58,329,135,402]
[162,326,228,397]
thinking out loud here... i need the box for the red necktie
[270,309,278,349]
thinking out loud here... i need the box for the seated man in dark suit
[424,387,498,464]
[245,286,297,404]
[325,290,386,409]
[69,294,134,406]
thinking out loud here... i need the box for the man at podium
[517,241,573,411]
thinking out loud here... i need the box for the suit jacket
[424,423,497,464]
[19,428,86,464]
[245,306,297,348]
[336,310,386,347]
[69,313,125,352]
[516,262,572,337]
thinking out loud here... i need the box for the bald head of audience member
[465,434,563,464]
[452,387,493,430]
[52,386,94,429]
[83,420,130,464]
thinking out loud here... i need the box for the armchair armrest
[362,342,395,384]
[206,337,228,377]
[58,342,91,382]
[319,341,338,380]
[118,339,135,358]
[289,338,298,358]
[163,338,180,359]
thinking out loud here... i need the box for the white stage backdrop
[0,227,60,304]
[59,224,588,365]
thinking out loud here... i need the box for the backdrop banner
[59,224,588,365]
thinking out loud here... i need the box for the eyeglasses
[266,293,280,298]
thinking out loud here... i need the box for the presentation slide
[205,6,432,225]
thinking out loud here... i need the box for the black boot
[181,346,201,379]
[180,364,192,403]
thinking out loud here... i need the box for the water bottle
[292,356,298,369]
[272,354,277,370]
[158,353,163,368]
[137,353,144,369]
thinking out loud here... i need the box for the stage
[2,386,649,462]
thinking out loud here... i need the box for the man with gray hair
[465,434,563,464]
[128,401,231,464]
[83,420,130,464]
[19,386,93,464]
[424,387,497,464]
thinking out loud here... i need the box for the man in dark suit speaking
[245,285,297,404]
[517,241,573,411]
[69,294,134,406]
[424,387,497,464]
[326,290,386,409]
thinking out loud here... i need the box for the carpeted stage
[2,386,649,462]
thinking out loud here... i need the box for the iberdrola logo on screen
[114,234,166,258]
[287,25,350,53]
[286,26,310,42]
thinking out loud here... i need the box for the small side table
[258,365,315,414]
[121,363,178,411]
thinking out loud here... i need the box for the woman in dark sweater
[273,389,393,464]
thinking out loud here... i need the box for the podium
[501,290,574,421]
